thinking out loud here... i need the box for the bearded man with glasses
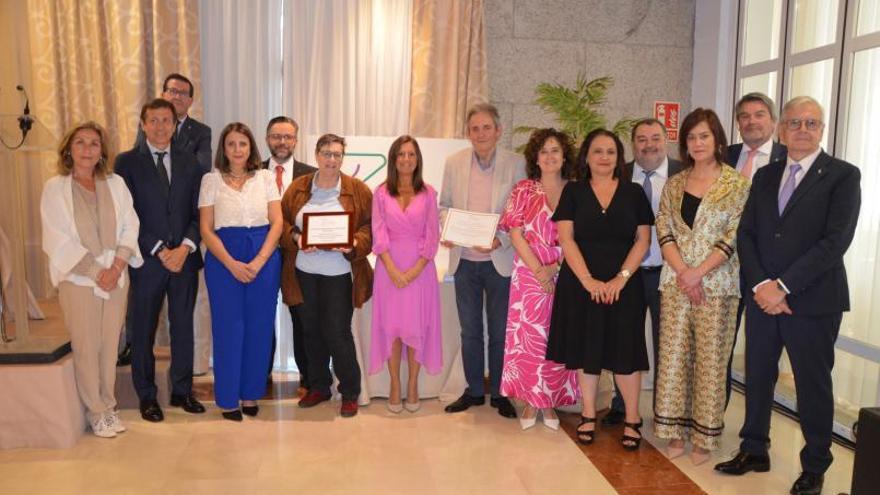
[261,116,317,395]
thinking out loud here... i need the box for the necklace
[226,171,249,180]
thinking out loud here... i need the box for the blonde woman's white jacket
[41,173,143,298]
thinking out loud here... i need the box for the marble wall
[485,0,695,155]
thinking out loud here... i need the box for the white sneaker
[104,411,126,433]
[89,415,117,438]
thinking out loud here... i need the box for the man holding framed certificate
[440,104,526,419]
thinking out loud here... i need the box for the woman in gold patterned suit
[653,108,750,465]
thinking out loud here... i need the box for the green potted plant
[514,73,637,153]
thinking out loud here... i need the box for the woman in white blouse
[41,121,143,438]
[199,122,282,421]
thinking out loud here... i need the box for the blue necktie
[641,170,655,262]
[642,170,655,205]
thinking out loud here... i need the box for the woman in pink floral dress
[499,128,580,430]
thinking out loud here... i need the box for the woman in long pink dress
[370,135,441,413]
[500,128,580,430]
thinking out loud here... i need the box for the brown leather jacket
[279,172,373,308]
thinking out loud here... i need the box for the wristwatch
[618,269,632,280]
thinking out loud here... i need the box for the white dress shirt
[631,157,670,267]
[735,139,774,180]
[147,141,172,181]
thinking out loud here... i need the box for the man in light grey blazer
[440,103,526,419]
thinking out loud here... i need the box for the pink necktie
[741,149,758,179]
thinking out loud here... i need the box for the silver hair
[465,103,502,128]
[782,95,825,122]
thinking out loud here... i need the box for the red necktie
[275,165,284,194]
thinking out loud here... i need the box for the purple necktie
[778,163,802,214]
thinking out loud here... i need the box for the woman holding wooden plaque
[279,134,373,418]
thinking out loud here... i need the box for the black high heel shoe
[576,416,597,445]
[222,410,243,422]
[621,419,643,451]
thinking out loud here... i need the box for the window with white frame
[733,0,880,441]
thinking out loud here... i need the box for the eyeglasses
[268,134,297,142]
[163,88,191,98]
[783,118,822,131]
[319,151,344,160]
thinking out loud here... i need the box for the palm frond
[513,72,627,148]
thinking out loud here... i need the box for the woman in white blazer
[41,122,143,439]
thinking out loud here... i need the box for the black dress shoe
[601,408,625,426]
[444,393,486,413]
[139,400,164,422]
[490,397,517,419]
[790,472,823,495]
[170,394,206,414]
[242,405,259,417]
[222,410,243,422]
[116,343,132,367]
[714,452,771,475]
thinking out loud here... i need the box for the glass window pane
[832,351,879,426]
[742,0,784,65]
[788,59,834,149]
[858,0,880,35]
[791,0,840,53]
[842,46,880,348]
[740,72,778,99]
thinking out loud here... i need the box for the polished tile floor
[0,389,854,494]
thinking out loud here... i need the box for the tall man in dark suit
[725,92,788,407]
[260,116,317,395]
[603,118,684,426]
[136,73,213,173]
[715,96,861,495]
[115,99,207,422]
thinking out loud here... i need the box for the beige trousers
[654,289,737,450]
[59,281,128,421]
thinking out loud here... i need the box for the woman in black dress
[547,129,653,450]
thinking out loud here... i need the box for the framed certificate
[302,211,354,249]
[441,208,500,248]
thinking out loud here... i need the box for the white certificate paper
[441,208,500,248]
[304,213,351,246]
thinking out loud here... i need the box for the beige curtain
[9,0,202,301]
[26,0,203,153]
[409,0,489,138]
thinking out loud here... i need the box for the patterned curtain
[409,0,489,138]
[26,0,203,153]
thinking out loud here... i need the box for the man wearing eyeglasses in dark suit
[715,96,861,495]
[260,116,318,396]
